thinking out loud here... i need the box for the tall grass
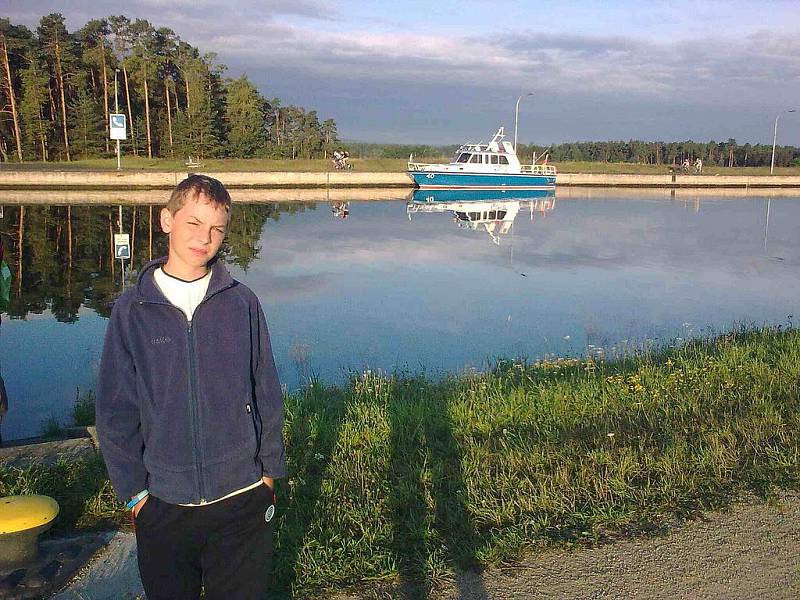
[273,327,800,597]
[36,387,96,438]
[2,327,799,598]
[72,389,96,427]
[0,454,123,535]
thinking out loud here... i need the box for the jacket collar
[135,256,235,304]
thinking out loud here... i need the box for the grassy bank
[0,157,406,173]
[4,157,800,176]
[2,327,799,598]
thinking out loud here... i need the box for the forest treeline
[2,15,798,167]
[350,138,800,167]
[0,15,341,162]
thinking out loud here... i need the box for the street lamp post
[771,109,796,175]
[514,92,534,153]
[114,69,121,171]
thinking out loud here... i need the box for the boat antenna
[514,92,534,152]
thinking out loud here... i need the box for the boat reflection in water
[407,189,556,245]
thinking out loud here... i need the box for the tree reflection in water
[0,202,315,322]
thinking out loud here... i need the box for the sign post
[111,69,126,171]
[110,113,126,170]
[114,233,130,288]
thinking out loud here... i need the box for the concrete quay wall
[0,170,412,189]
[556,173,800,187]
[0,170,184,188]
[1,169,800,189]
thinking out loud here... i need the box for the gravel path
[338,491,800,600]
[52,492,799,599]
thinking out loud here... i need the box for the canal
[1,188,799,440]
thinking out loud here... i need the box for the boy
[97,175,286,600]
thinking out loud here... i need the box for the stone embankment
[2,170,800,190]
[558,173,800,188]
[0,170,412,189]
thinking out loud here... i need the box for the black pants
[134,483,275,600]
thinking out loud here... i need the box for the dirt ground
[49,490,799,599]
[336,491,800,600]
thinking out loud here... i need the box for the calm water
[2,189,799,440]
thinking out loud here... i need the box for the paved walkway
[0,437,95,468]
[51,532,143,600]
[49,492,800,599]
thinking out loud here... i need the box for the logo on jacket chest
[151,336,173,345]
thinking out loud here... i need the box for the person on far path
[695,157,703,174]
[97,175,286,600]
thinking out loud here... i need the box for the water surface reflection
[1,190,799,440]
[408,189,555,245]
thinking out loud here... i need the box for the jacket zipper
[186,321,206,503]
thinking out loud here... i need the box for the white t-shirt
[152,266,263,505]
[153,267,212,322]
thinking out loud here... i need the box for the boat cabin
[447,128,522,172]
[455,152,511,165]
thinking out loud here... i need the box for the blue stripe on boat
[409,171,556,189]
[411,188,555,203]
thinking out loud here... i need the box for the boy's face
[160,193,229,279]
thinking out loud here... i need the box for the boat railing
[520,164,557,175]
[408,160,438,171]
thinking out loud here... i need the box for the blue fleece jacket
[96,257,287,504]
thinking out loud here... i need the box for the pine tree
[108,15,137,156]
[68,89,105,158]
[301,109,322,159]
[19,53,51,160]
[0,19,33,161]
[37,13,78,161]
[154,27,180,157]
[128,19,158,158]
[129,114,147,156]
[321,118,338,159]
[78,19,112,153]
[171,108,190,158]
[225,75,265,157]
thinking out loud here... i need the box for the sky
[6,0,800,145]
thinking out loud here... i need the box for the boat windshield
[456,153,471,163]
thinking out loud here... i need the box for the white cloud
[212,24,799,103]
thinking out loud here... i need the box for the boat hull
[409,170,556,190]
[411,188,555,203]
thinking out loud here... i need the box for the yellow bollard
[0,495,59,570]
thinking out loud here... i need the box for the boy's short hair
[167,174,232,215]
